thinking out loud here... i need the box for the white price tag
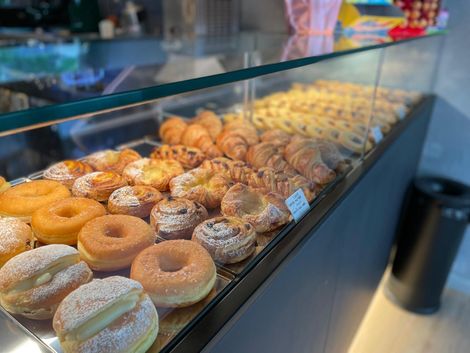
[285,189,310,222]
[372,126,383,144]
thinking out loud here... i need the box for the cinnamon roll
[221,183,290,233]
[43,160,94,188]
[72,172,127,202]
[150,144,206,169]
[169,168,231,209]
[192,216,256,264]
[123,158,184,192]
[83,148,141,174]
[108,186,162,218]
[150,197,208,240]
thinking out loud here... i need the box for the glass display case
[0,32,443,353]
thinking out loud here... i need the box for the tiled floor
[349,275,470,353]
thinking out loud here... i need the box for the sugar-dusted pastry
[284,137,336,185]
[31,197,106,245]
[0,180,71,222]
[260,129,291,148]
[130,240,216,307]
[191,110,223,140]
[150,144,206,169]
[246,142,296,175]
[78,215,155,271]
[192,216,257,264]
[83,148,141,174]
[170,168,231,209]
[0,218,32,267]
[0,176,11,193]
[200,157,253,185]
[181,124,223,158]
[221,183,290,233]
[108,185,162,218]
[0,244,93,319]
[150,197,208,240]
[53,276,158,353]
[122,158,184,191]
[72,171,127,202]
[159,116,189,145]
[43,160,94,188]
[216,120,259,160]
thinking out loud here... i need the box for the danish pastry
[72,171,127,202]
[150,144,205,169]
[43,160,94,188]
[221,183,290,233]
[83,148,141,174]
[122,158,184,191]
[150,197,208,240]
[108,185,162,218]
[170,168,231,209]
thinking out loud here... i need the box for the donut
[53,276,158,353]
[0,244,92,319]
[0,176,11,193]
[72,171,127,202]
[31,197,107,245]
[150,197,208,240]
[130,240,216,307]
[108,186,163,218]
[123,158,184,191]
[78,215,155,271]
[192,216,256,264]
[83,148,141,174]
[169,168,231,209]
[43,160,94,188]
[0,218,32,267]
[0,180,71,222]
[221,183,290,233]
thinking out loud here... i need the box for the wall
[418,0,470,293]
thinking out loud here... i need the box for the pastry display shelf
[0,31,443,136]
[0,95,435,353]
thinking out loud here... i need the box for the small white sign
[285,189,310,222]
[372,126,383,144]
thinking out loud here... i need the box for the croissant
[159,117,188,145]
[260,129,292,148]
[150,144,206,169]
[246,142,296,175]
[284,137,336,185]
[200,158,253,185]
[181,124,223,158]
[191,111,223,140]
[216,120,259,161]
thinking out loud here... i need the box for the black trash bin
[386,176,470,314]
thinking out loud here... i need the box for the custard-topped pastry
[123,158,184,192]
[83,148,141,174]
[169,168,231,209]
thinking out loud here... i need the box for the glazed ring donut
[169,168,231,209]
[0,244,93,320]
[192,216,256,264]
[130,240,216,307]
[72,171,127,202]
[108,185,163,218]
[150,197,208,240]
[0,180,71,223]
[31,197,106,245]
[0,218,32,267]
[123,158,184,192]
[221,183,290,233]
[78,215,155,271]
[43,160,94,188]
[53,276,158,353]
[83,148,141,174]
[0,176,11,193]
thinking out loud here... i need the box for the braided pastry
[181,124,223,158]
[150,144,205,169]
[159,116,188,145]
[284,138,336,185]
[191,111,223,140]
